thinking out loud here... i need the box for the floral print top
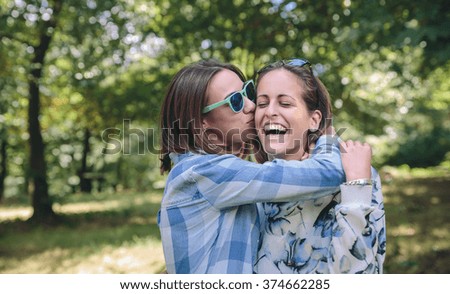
[254,169,386,274]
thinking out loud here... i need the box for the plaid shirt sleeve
[190,135,345,209]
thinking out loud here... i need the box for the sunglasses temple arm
[202,98,230,114]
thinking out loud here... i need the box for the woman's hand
[340,140,372,181]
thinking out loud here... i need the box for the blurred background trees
[0,0,449,223]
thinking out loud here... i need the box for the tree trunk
[28,77,56,223]
[23,166,30,197]
[0,136,6,203]
[79,128,92,193]
[28,0,63,224]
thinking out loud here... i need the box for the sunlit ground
[381,172,449,274]
[2,238,164,274]
[0,191,166,274]
[0,170,449,274]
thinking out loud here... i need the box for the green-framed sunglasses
[202,80,256,114]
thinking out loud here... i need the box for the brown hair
[254,61,333,163]
[160,59,246,173]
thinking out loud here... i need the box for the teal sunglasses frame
[202,80,256,114]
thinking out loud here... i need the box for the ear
[309,110,322,131]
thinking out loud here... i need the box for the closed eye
[256,101,269,108]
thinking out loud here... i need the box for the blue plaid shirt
[157,136,345,273]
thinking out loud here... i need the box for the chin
[264,143,305,161]
[263,146,288,160]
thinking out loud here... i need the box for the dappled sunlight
[402,186,428,196]
[383,173,449,273]
[430,197,440,205]
[432,227,449,238]
[73,240,165,274]
[0,207,32,222]
[386,235,449,274]
[0,191,162,221]
[1,238,165,274]
[54,200,124,215]
[0,191,165,274]
[393,243,423,266]
[0,247,72,274]
[390,225,416,237]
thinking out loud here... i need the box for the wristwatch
[344,178,373,186]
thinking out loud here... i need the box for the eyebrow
[279,94,296,101]
[257,93,296,100]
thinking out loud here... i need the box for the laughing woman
[253,59,386,274]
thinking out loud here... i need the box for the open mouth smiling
[263,123,288,136]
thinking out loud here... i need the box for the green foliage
[0,0,448,203]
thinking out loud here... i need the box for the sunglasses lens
[229,93,244,112]
[288,59,309,67]
[245,82,256,102]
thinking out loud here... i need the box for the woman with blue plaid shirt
[158,59,381,274]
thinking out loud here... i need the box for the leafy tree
[0,0,168,222]
[0,0,448,221]
[149,0,449,166]
[0,0,65,223]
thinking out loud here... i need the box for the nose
[243,97,256,114]
[263,101,278,118]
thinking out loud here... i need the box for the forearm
[193,137,345,209]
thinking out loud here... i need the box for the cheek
[291,116,311,137]
[205,112,230,132]
[214,110,230,123]
[254,110,263,127]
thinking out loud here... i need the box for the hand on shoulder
[340,140,372,181]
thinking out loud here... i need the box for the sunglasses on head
[286,58,312,67]
[202,80,256,114]
[257,58,312,73]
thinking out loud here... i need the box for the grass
[380,167,450,274]
[0,191,166,274]
[0,168,449,274]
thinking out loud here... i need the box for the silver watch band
[344,178,373,186]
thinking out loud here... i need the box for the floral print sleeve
[254,168,386,274]
[327,170,386,273]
